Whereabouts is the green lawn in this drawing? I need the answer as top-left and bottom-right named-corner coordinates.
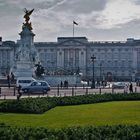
top-left (0, 101), bottom-right (140, 128)
top-left (0, 100), bottom-right (4, 104)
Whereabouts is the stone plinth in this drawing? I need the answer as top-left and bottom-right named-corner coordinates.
top-left (13, 22), bottom-right (39, 78)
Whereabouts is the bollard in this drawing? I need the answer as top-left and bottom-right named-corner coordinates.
top-left (75, 84), bottom-right (77, 89)
top-left (83, 84), bottom-right (85, 89)
top-left (17, 95), bottom-right (19, 101)
top-left (57, 84), bottom-right (60, 96)
top-left (112, 87), bottom-right (114, 94)
top-left (4, 95), bottom-right (6, 100)
top-left (99, 88), bottom-right (101, 94)
top-left (13, 87), bottom-right (16, 96)
top-left (86, 87), bottom-right (88, 95)
top-left (0, 87), bottom-right (1, 97)
top-left (135, 87), bottom-right (137, 93)
top-left (72, 87), bottom-right (74, 96)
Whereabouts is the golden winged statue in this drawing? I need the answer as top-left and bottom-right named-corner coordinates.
top-left (23, 8), bottom-right (34, 30)
top-left (24, 8), bottom-right (34, 23)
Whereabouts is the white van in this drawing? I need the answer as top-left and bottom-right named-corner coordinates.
top-left (16, 77), bottom-right (36, 88)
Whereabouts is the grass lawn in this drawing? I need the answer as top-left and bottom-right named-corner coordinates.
top-left (0, 101), bottom-right (140, 128)
top-left (0, 100), bottom-right (4, 104)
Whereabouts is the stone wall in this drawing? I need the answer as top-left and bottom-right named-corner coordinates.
top-left (44, 75), bottom-right (81, 86)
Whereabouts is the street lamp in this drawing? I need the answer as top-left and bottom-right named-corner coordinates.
top-left (100, 63), bottom-right (102, 83)
top-left (91, 54), bottom-right (96, 88)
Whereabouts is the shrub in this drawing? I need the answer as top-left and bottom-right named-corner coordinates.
top-left (0, 93), bottom-right (140, 114)
top-left (0, 123), bottom-right (140, 140)
top-left (0, 97), bottom-right (59, 114)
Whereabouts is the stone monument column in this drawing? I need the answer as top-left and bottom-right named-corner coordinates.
top-left (13, 9), bottom-right (39, 77)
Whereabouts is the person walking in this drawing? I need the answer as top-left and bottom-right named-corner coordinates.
top-left (11, 72), bottom-right (15, 83)
top-left (7, 74), bottom-right (10, 88)
top-left (60, 81), bottom-right (63, 89)
top-left (17, 85), bottom-right (22, 100)
top-left (129, 83), bottom-right (133, 93)
top-left (124, 84), bottom-right (128, 93)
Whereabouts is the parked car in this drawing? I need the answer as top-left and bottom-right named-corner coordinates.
top-left (16, 77), bottom-right (36, 88)
top-left (81, 80), bottom-right (88, 85)
top-left (21, 81), bottom-right (50, 93)
top-left (112, 82), bottom-right (126, 89)
top-left (105, 83), bottom-right (112, 88)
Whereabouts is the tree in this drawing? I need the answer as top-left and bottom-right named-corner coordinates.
top-left (35, 63), bottom-right (45, 77)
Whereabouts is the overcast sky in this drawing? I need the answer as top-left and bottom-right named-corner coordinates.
top-left (1, 0), bottom-right (140, 42)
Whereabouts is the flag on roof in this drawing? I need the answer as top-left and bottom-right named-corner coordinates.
top-left (73, 21), bottom-right (78, 25)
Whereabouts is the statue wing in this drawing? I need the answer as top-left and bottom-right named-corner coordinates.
top-left (24, 8), bottom-right (27, 13)
top-left (28, 9), bottom-right (34, 16)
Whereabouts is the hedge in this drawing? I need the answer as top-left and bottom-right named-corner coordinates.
top-left (0, 93), bottom-right (140, 114)
top-left (0, 123), bottom-right (140, 140)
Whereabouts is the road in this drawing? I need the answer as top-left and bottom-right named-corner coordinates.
top-left (0, 84), bottom-right (140, 100)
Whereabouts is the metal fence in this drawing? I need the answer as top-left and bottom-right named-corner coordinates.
top-left (0, 85), bottom-right (139, 100)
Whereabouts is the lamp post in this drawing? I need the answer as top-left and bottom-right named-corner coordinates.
top-left (100, 63), bottom-right (102, 83)
top-left (91, 54), bottom-right (96, 89)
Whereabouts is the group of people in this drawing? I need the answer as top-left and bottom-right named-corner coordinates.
top-left (6, 72), bottom-right (22, 100)
top-left (124, 83), bottom-right (133, 93)
top-left (60, 80), bottom-right (69, 89)
top-left (7, 72), bottom-right (15, 88)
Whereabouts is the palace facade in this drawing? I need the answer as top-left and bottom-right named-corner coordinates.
top-left (0, 36), bottom-right (140, 81)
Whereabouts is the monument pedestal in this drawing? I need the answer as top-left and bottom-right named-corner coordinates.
top-left (14, 61), bottom-right (34, 77)
top-left (12, 9), bottom-right (39, 78)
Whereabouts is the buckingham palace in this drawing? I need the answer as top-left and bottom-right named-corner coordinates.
top-left (0, 36), bottom-right (140, 82)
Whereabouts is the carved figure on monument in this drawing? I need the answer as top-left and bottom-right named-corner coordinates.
top-left (15, 45), bottom-right (30, 61)
top-left (21, 49), bottom-right (30, 61)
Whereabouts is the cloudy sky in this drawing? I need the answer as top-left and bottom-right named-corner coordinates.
top-left (1, 0), bottom-right (140, 42)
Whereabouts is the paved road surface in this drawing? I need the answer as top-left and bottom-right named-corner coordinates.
top-left (0, 84), bottom-right (139, 100)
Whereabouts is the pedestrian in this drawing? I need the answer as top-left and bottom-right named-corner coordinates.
top-left (129, 83), bottom-right (133, 93)
top-left (87, 80), bottom-right (89, 86)
top-left (66, 80), bottom-right (68, 89)
top-left (0, 87), bottom-right (1, 97)
top-left (11, 72), bottom-right (15, 83)
top-left (7, 74), bottom-right (10, 88)
top-left (124, 84), bottom-right (128, 93)
top-left (64, 80), bottom-right (67, 88)
top-left (17, 85), bottom-right (22, 100)
top-left (60, 81), bottom-right (63, 89)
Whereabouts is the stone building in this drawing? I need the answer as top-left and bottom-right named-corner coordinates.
top-left (0, 36), bottom-right (140, 81)
top-left (0, 37), bottom-right (16, 75)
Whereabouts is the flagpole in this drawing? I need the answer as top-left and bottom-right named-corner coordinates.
top-left (73, 21), bottom-right (78, 37)
top-left (73, 21), bottom-right (74, 37)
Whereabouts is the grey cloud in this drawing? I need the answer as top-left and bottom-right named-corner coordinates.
top-left (54, 0), bottom-right (107, 14)
top-left (133, 0), bottom-right (140, 5)
top-left (116, 18), bottom-right (140, 29)
top-left (1, 0), bottom-right (67, 11)
top-left (1, 0), bottom-right (140, 42)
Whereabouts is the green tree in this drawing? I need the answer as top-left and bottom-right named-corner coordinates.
top-left (35, 63), bottom-right (45, 77)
